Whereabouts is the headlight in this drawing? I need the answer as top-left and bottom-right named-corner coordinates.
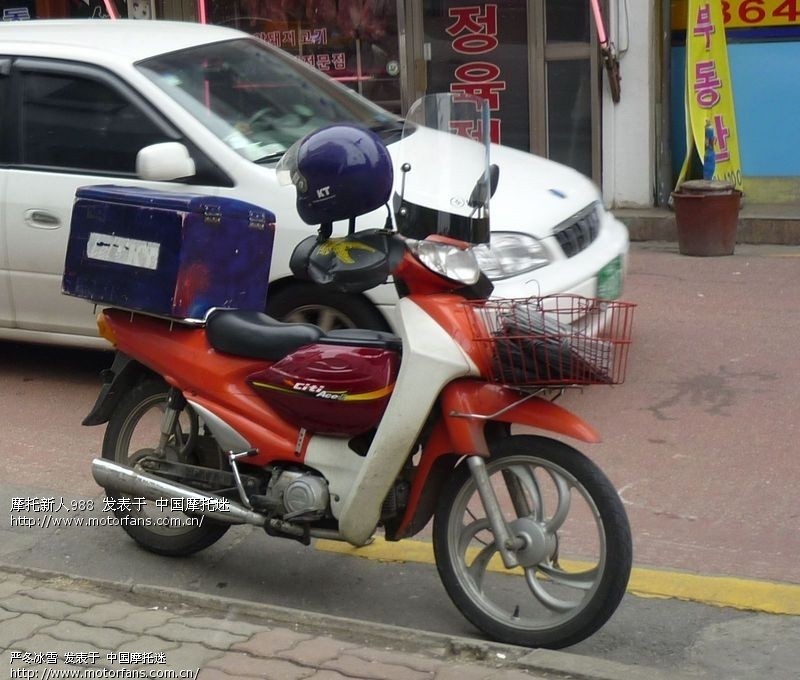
top-left (472, 232), bottom-right (551, 280)
top-left (410, 240), bottom-right (481, 285)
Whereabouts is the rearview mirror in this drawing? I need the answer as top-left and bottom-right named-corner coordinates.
top-left (136, 142), bottom-right (196, 181)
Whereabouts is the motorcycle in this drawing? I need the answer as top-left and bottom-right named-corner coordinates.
top-left (83, 94), bottom-right (633, 649)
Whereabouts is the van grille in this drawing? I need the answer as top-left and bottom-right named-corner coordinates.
top-left (554, 204), bottom-right (600, 258)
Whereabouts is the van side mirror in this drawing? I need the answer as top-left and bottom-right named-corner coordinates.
top-left (136, 142), bottom-right (196, 181)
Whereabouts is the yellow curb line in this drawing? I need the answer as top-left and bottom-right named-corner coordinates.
top-left (315, 537), bottom-right (800, 616)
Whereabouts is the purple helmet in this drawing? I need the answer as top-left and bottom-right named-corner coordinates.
top-left (277, 124), bottom-right (393, 226)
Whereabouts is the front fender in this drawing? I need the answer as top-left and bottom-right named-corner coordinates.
top-left (441, 379), bottom-right (601, 454)
top-left (391, 379), bottom-right (599, 540)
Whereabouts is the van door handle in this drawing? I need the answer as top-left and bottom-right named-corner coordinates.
top-left (25, 209), bottom-right (61, 229)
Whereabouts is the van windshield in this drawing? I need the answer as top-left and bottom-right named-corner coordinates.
top-left (137, 38), bottom-right (403, 163)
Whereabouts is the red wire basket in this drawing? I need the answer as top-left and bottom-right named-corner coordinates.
top-left (467, 295), bottom-right (635, 387)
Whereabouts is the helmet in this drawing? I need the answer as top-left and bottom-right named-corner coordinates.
top-left (277, 124), bottom-right (393, 226)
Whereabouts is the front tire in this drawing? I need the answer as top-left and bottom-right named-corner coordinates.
top-left (101, 379), bottom-right (230, 557)
top-left (433, 435), bottom-right (632, 649)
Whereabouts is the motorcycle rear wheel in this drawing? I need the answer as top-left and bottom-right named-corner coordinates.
top-left (101, 379), bottom-right (230, 557)
top-left (432, 435), bottom-right (631, 649)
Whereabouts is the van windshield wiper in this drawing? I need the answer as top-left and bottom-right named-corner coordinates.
top-left (254, 118), bottom-right (406, 164)
top-left (254, 151), bottom-right (288, 164)
top-left (368, 118), bottom-right (407, 142)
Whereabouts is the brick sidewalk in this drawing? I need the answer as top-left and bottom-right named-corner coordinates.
top-left (0, 566), bottom-right (686, 680)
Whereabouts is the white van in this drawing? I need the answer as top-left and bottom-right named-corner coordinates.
top-left (0, 20), bottom-right (628, 348)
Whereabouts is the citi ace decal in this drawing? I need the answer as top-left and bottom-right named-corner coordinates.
top-left (292, 382), bottom-right (346, 400)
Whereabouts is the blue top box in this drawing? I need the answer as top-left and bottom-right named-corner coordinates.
top-left (63, 186), bottom-right (275, 320)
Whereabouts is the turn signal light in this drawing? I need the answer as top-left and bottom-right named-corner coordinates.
top-left (96, 312), bottom-right (117, 346)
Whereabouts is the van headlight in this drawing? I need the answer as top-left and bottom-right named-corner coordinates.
top-left (472, 232), bottom-right (551, 280)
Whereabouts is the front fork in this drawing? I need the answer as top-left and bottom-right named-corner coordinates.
top-left (466, 456), bottom-right (524, 569)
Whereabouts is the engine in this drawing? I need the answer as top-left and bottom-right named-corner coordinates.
top-left (262, 468), bottom-right (330, 521)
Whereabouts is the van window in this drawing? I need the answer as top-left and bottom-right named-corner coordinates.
top-left (20, 71), bottom-right (170, 173)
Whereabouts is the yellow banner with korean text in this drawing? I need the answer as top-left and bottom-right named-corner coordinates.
top-left (679, 0), bottom-right (744, 190)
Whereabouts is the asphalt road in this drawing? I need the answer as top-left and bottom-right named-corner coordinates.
top-left (1, 242), bottom-right (799, 678)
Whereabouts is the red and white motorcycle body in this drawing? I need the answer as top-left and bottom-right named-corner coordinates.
top-left (82, 95), bottom-right (633, 650)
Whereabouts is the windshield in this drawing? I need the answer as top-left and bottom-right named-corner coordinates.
top-left (137, 38), bottom-right (402, 163)
top-left (396, 93), bottom-right (491, 244)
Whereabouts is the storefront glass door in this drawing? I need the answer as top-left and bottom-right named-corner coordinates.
top-left (416, 0), bottom-right (601, 182)
top-left (542, 0), bottom-right (598, 179)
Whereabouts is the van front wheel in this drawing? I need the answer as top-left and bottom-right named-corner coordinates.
top-left (266, 283), bottom-right (389, 332)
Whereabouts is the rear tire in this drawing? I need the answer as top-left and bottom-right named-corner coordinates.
top-left (433, 435), bottom-right (631, 648)
top-left (101, 379), bottom-right (230, 557)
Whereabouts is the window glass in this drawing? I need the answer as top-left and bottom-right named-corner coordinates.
top-left (546, 59), bottom-right (592, 178)
top-left (20, 71), bottom-right (170, 173)
top-left (1, 0), bottom-right (35, 20)
top-left (545, 0), bottom-right (590, 43)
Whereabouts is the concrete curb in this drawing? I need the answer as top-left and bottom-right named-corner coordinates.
top-left (0, 562), bottom-right (692, 680)
top-left (315, 536), bottom-right (800, 616)
top-left (615, 207), bottom-right (800, 245)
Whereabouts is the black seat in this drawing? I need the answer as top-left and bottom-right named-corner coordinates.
top-left (206, 310), bottom-right (323, 361)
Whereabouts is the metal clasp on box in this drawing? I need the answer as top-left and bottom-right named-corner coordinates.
top-left (247, 210), bottom-right (267, 230)
top-left (202, 205), bottom-right (222, 225)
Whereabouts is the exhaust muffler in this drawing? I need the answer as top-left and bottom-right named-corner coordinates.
top-left (91, 458), bottom-right (266, 527)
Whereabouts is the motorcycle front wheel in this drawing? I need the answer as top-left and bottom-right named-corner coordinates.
top-left (433, 435), bottom-right (631, 649)
top-left (101, 378), bottom-right (230, 557)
